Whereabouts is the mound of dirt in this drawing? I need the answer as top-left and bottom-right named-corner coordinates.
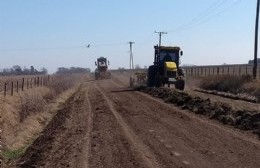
top-left (136, 86), bottom-right (260, 137)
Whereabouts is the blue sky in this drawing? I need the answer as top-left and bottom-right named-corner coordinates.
top-left (0, 0), bottom-right (257, 73)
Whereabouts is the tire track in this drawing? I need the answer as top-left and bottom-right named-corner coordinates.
top-left (97, 79), bottom-right (260, 168)
top-left (94, 84), bottom-right (162, 168)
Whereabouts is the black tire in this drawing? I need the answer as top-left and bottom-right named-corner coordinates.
top-left (147, 65), bottom-right (156, 87)
top-left (155, 72), bottom-right (162, 87)
top-left (175, 79), bottom-right (185, 90)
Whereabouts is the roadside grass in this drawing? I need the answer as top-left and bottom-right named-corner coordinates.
top-left (199, 75), bottom-right (252, 93)
top-left (199, 75), bottom-right (260, 100)
top-left (3, 146), bottom-right (27, 161)
top-left (1, 73), bottom-right (87, 166)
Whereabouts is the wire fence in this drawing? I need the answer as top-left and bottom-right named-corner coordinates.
top-left (183, 64), bottom-right (260, 79)
top-left (0, 75), bottom-right (52, 97)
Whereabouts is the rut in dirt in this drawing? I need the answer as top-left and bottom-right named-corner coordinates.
top-left (14, 78), bottom-right (260, 168)
top-left (17, 84), bottom-right (91, 168)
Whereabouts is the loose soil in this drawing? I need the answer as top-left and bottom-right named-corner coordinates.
top-left (13, 74), bottom-right (260, 168)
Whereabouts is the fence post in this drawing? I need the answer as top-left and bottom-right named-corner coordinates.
top-left (227, 67), bottom-right (230, 74)
top-left (11, 81), bottom-right (13, 96)
top-left (246, 66), bottom-right (248, 75)
top-left (27, 79), bottom-right (29, 89)
top-left (37, 77), bottom-right (39, 86)
top-left (4, 82), bottom-right (6, 97)
top-left (16, 80), bottom-right (19, 93)
top-left (239, 67), bottom-right (241, 76)
top-left (22, 78), bottom-right (24, 91)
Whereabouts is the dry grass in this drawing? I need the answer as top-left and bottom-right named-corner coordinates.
top-left (1, 74), bottom-right (86, 165)
top-left (199, 75), bottom-right (253, 93)
top-left (198, 75), bottom-right (260, 100)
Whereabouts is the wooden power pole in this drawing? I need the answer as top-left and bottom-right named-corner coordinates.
top-left (253, 0), bottom-right (260, 79)
top-left (155, 31), bottom-right (167, 46)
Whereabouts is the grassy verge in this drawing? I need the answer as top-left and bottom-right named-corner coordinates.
top-left (3, 146), bottom-right (27, 161)
top-left (199, 75), bottom-right (260, 99)
top-left (1, 73), bottom-right (87, 167)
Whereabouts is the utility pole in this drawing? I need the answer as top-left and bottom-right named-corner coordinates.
top-left (253, 0), bottom-right (260, 79)
top-left (155, 31), bottom-right (167, 46)
top-left (128, 41), bottom-right (135, 69)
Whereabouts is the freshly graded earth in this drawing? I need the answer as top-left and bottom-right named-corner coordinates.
top-left (15, 74), bottom-right (260, 168)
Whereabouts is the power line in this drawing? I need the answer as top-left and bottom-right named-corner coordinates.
top-left (169, 0), bottom-right (227, 32)
top-left (168, 0), bottom-right (242, 33)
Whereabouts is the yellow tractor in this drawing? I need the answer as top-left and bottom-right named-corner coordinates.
top-left (147, 45), bottom-right (185, 90)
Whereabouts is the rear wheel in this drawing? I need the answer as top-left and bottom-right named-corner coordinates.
top-left (147, 65), bottom-right (156, 87)
top-left (155, 72), bottom-right (162, 87)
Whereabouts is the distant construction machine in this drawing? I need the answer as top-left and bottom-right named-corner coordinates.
top-left (146, 45), bottom-right (185, 90)
top-left (94, 57), bottom-right (111, 80)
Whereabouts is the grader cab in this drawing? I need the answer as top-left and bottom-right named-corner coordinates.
top-left (146, 46), bottom-right (185, 90)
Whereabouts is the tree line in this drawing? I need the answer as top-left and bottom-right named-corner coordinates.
top-left (0, 65), bottom-right (91, 76)
top-left (56, 67), bottom-right (91, 74)
top-left (0, 65), bottom-right (47, 76)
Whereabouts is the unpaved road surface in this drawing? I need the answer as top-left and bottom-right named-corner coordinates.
top-left (16, 76), bottom-right (260, 168)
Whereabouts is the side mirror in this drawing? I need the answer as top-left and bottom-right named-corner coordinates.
top-left (180, 51), bottom-right (183, 56)
top-left (95, 62), bottom-right (97, 66)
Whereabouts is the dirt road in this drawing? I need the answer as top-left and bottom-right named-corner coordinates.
top-left (16, 76), bottom-right (260, 168)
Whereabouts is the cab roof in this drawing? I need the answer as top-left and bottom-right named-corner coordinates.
top-left (154, 46), bottom-right (181, 50)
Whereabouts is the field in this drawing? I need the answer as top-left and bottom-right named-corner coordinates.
top-left (1, 72), bottom-right (259, 168)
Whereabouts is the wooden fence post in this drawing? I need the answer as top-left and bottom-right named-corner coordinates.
top-left (4, 82), bottom-right (7, 97)
top-left (16, 80), bottom-right (19, 93)
top-left (37, 77), bottom-right (39, 86)
top-left (22, 78), bottom-right (24, 91)
top-left (27, 79), bottom-right (29, 89)
top-left (11, 81), bottom-right (13, 96)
